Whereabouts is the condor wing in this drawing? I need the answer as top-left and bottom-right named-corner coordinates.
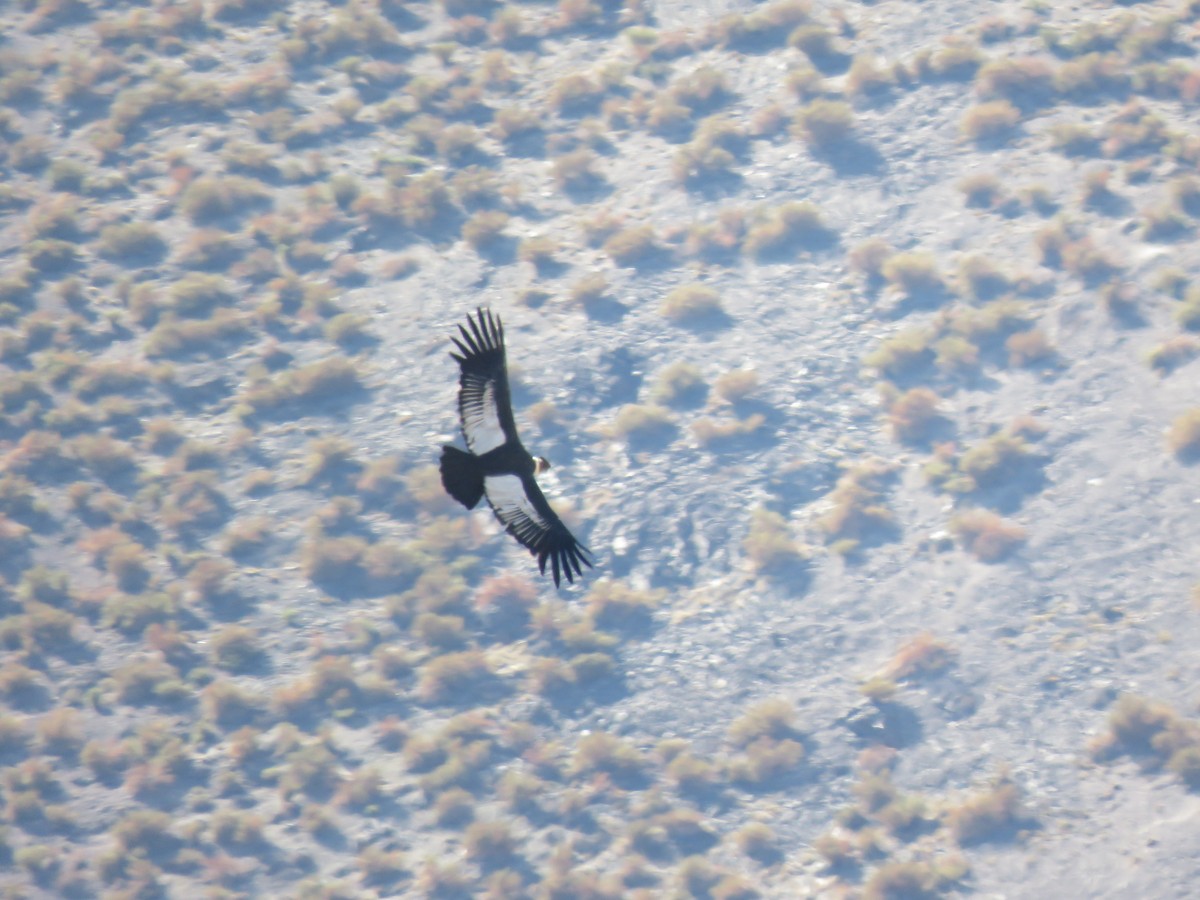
top-left (450, 307), bottom-right (519, 456)
top-left (482, 472), bottom-right (593, 588)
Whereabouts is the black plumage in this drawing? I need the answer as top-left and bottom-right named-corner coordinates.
top-left (439, 308), bottom-right (593, 587)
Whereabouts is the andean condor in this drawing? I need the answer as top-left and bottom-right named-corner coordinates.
top-left (439, 308), bottom-right (593, 587)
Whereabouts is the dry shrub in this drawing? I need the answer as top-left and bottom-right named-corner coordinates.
top-left (882, 632), bottom-right (956, 681)
top-left (661, 283), bottom-right (723, 323)
top-left (1167, 408), bottom-right (1200, 460)
top-left (951, 509), bottom-right (1026, 561)
top-left (743, 506), bottom-right (807, 574)
top-left (961, 99), bottom-right (1020, 142)
top-left (886, 387), bottom-right (943, 443)
top-left (946, 775), bottom-right (1028, 844)
top-left (1005, 329), bottom-right (1056, 367)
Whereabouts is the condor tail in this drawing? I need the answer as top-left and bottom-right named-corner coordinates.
top-left (440, 445), bottom-right (484, 509)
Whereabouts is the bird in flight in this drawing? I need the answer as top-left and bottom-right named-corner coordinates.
top-left (439, 308), bottom-right (593, 587)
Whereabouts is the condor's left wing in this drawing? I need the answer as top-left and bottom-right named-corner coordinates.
top-left (450, 308), bottom-right (519, 456)
top-left (482, 472), bottom-right (593, 588)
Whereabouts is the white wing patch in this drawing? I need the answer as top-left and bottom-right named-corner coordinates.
top-left (461, 375), bottom-right (507, 455)
top-left (484, 474), bottom-right (550, 544)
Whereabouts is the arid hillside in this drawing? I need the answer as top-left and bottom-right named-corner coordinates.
top-left (1, 0), bottom-right (1199, 897)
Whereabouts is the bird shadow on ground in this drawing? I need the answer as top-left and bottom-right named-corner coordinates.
top-left (841, 698), bottom-right (925, 749)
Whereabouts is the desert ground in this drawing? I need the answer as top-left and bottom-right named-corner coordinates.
top-left (1, 0), bottom-right (1199, 897)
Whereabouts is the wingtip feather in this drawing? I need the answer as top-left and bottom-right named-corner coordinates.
top-left (451, 308), bottom-right (506, 363)
top-left (456, 324), bottom-right (479, 356)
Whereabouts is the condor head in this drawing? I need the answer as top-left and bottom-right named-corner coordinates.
top-left (533, 456), bottom-right (552, 475)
